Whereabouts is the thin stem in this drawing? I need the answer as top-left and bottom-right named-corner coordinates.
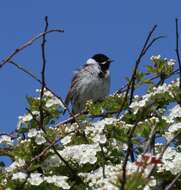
top-left (175, 18), bottom-right (181, 105)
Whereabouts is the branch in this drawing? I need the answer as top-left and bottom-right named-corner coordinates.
top-left (39, 16), bottom-right (48, 129)
top-left (129, 27), bottom-right (164, 105)
top-left (175, 18), bottom-right (181, 105)
top-left (147, 127), bottom-right (181, 178)
top-left (0, 29), bottom-right (64, 69)
top-left (143, 124), bottom-right (157, 154)
top-left (0, 147), bottom-right (13, 157)
top-left (120, 25), bottom-right (163, 190)
top-left (164, 172), bottom-right (181, 190)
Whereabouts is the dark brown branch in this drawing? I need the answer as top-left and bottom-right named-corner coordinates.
top-left (9, 61), bottom-right (42, 83)
top-left (0, 29), bottom-right (64, 69)
top-left (0, 147), bottom-right (13, 157)
top-left (39, 16), bottom-right (49, 129)
top-left (175, 18), bottom-right (181, 105)
top-left (164, 172), bottom-right (181, 190)
top-left (120, 25), bottom-right (162, 190)
top-left (129, 26), bottom-right (163, 105)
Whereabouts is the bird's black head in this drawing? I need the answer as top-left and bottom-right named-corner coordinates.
top-left (92, 53), bottom-right (112, 72)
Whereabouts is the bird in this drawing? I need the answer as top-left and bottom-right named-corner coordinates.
top-left (65, 53), bottom-right (112, 114)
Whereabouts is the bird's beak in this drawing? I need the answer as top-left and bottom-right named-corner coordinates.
top-left (108, 59), bottom-right (114, 63)
top-left (102, 59), bottom-right (114, 65)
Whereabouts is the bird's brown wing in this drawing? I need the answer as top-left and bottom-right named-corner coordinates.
top-left (65, 63), bottom-right (95, 111)
top-left (64, 72), bottom-right (81, 107)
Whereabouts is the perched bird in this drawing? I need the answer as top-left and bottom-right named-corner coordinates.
top-left (65, 53), bottom-right (112, 114)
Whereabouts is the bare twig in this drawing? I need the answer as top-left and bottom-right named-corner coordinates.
top-left (143, 125), bottom-right (157, 154)
top-left (39, 16), bottom-right (49, 129)
top-left (164, 172), bottom-right (181, 190)
top-left (9, 61), bottom-right (42, 83)
top-left (0, 29), bottom-right (64, 69)
top-left (175, 18), bottom-right (181, 105)
top-left (129, 27), bottom-right (164, 105)
top-left (0, 147), bottom-right (13, 157)
top-left (120, 25), bottom-right (163, 190)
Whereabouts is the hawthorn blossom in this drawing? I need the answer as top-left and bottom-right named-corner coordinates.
top-left (44, 175), bottom-right (70, 189)
top-left (35, 133), bottom-right (46, 145)
top-left (27, 129), bottom-right (46, 145)
top-left (28, 173), bottom-right (44, 186)
top-left (45, 96), bottom-right (65, 108)
top-left (79, 164), bottom-right (122, 190)
top-left (12, 172), bottom-right (27, 181)
top-left (18, 111), bottom-right (39, 124)
top-left (0, 135), bottom-right (12, 145)
top-left (168, 122), bottom-right (181, 133)
top-left (161, 147), bottom-right (181, 175)
top-left (43, 144), bottom-right (100, 168)
top-left (27, 128), bottom-right (38, 138)
top-left (6, 158), bottom-right (26, 172)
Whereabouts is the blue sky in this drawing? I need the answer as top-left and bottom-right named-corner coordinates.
top-left (0, 0), bottom-right (181, 133)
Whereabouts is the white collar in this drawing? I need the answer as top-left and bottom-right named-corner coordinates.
top-left (86, 58), bottom-right (97, 65)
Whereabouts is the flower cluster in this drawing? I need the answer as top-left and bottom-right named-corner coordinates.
top-left (1, 55), bottom-right (181, 189)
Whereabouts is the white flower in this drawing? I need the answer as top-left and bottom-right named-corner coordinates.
top-left (168, 122), bottom-right (181, 133)
top-left (167, 59), bottom-right (176, 66)
top-left (27, 129), bottom-right (46, 145)
top-left (61, 135), bottom-right (72, 145)
top-left (143, 185), bottom-right (150, 190)
top-left (79, 164), bottom-right (122, 189)
top-left (35, 133), bottom-right (46, 145)
top-left (170, 105), bottom-right (181, 121)
top-left (84, 118), bottom-right (118, 144)
top-left (18, 114), bottom-right (32, 123)
top-left (28, 173), bottom-right (44, 186)
top-left (150, 55), bottom-right (161, 61)
top-left (44, 175), bottom-right (70, 189)
top-left (161, 147), bottom-right (181, 175)
top-left (12, 172), bottom-right (27, 181)
top-left (44, 144), bottom-right (100, 167)
top-left (164, 132), bottom-right (173, 141)
top-left (44, 90), bottom-right (54, 97)
top-left (92, 134), bottom-right (107, 144)
top-left (6, 159), bottom-right (26, 172)
top-left (46, 97), bottom-right (65, 109)
top-left (27, 128), bottom-right (38, 138)
top-left (0, 135), bottom-right (12, 145)
top-left (18, 111), bottom-right (39, 124)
